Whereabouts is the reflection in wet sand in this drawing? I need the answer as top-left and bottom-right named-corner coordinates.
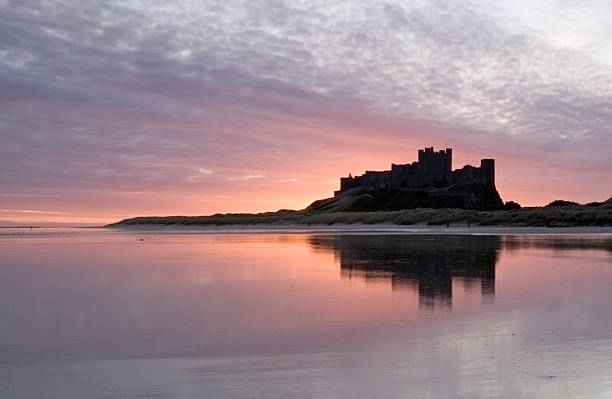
top-left (308, 234), bottom-right (612, 311)
top-left (309, 235), bottom-right (499, 309)
top-left (500, 234), bottom-right (612, 252)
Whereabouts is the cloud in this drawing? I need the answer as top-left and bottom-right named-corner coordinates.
top-left (0, 209), bottom-right (72, 215)
top-left (228, 174), bottom-right (264, 181)
top-left (0, 0), bottom-right (611, 217)
top-left (187, 168), bottom-right (214, 181)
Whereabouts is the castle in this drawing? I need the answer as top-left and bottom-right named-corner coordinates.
top-left (336, 147), bottom-right (495, 196)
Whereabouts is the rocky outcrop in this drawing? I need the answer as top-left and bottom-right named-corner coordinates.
top-left (306, 183), bottom-right (504, 212)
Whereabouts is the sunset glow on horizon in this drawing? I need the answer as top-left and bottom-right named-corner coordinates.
top-left (2, 0), bottom-right (611, 225)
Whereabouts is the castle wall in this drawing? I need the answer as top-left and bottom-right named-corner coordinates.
top-left (452, 159), bottom-right (495, 187)
top-left (391, 163), bottom-right (420, 188)
top-left (361, 170), bottom-right (392, 189)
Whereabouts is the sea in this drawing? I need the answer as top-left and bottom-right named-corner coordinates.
top-left (1, 227), bottom-right (612, 398)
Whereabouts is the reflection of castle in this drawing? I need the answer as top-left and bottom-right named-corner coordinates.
top-left (336, 147), bottom-right (495, 195)
top-left (309, 235), bottom-right (500, 309)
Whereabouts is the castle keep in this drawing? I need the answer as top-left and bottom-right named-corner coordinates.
top-left (336, 147), bottom-right (495, 196)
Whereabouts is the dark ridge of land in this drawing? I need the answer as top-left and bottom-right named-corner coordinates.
top-left (109, 198), bottom-right (612, 227)
top-left (306, 183), bottom-right (503, 212)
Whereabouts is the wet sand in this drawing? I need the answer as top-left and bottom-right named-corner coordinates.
top-left (2, 230), bottom-right (612, 398)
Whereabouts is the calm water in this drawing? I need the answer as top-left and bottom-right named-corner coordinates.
top-left (1, 228), bottom-right (612, 398)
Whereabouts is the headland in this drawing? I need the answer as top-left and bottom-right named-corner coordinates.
top-left (109, 147), bottom-right (611, 229)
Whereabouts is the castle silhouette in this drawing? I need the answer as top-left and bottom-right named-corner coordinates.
top-left (336, 147), bottom-right (495, 196)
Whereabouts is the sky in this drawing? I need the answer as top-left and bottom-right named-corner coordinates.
top-left (1, 0), bottom-right (611, 225)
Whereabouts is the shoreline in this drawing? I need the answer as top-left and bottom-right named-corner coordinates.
top-left (106, 222), bottom-right (612, 235)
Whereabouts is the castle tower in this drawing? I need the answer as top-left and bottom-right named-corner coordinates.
top-left (480, 159), bottom-right (495, 187)
top-left (417, 147), bottom-right (452, 173)
top-left (417, 147), bottom-right (452, 186)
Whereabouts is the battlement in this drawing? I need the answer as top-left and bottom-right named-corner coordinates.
top-left (336, 147), bottom-right (495, 195)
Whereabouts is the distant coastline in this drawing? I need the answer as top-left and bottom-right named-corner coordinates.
top-left (109, 199), bottom-right (612, 228)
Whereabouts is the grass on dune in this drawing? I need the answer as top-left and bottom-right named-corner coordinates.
top-left (109, 204), bottom-right (612, 227)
